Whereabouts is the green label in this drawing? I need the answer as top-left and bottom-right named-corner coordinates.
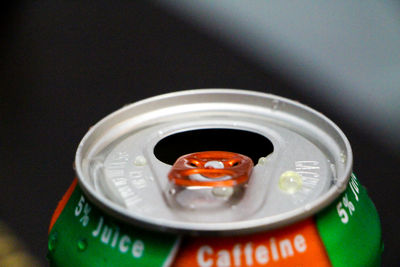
top-left (47, 185), bottom-right (180, 267)
top-left (316, 174), bottom-right (382, 267)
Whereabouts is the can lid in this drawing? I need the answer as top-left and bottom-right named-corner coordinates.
top-left (75, 89), bottom-right (352, 235)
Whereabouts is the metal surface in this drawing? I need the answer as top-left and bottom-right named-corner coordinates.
top-left (75, 89), bottom-right (352, 234)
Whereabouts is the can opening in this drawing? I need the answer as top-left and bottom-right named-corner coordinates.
top-left (154, 129), bottom-right (273, 165)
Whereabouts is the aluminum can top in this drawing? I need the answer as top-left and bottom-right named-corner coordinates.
top-left (75, 89), bottom-right (352, 235)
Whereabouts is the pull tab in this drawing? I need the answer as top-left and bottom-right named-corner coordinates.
top-left (168, 151), bottom-right (253, 187)
top-left (167, 151), bottom-right (253, 210)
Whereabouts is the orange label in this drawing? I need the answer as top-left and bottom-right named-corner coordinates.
top-left (172, 218), bottom-right (331, 267)
top-left (48, 179), bottom-right (78, 233)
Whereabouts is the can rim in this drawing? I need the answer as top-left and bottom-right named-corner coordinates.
top-left (75, 88), bottom-right (353, 235)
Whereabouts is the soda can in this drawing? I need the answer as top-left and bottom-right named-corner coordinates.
top-left (47, 89), bottom-right (382, 266)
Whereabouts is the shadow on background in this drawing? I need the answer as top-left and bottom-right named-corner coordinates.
top-left (0, 1), bottom-right (398, 266)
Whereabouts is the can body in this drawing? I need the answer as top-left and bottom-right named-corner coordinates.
top-left (48, 90), bottom-right (382, 266)
top-left (47, 174), bottom-right (381, 266)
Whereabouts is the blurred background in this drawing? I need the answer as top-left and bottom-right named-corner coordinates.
top-left (1, 1), bottom-right (399, 266)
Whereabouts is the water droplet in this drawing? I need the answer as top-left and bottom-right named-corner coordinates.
top-left (169, 188), bottom-right (176, 195)
top-left (340, 151), bottom-right (346, 163)
top-left (212, 187), bottom-right (234, 197)
top-left (258, 157), bottom-right (267, 165)
top-left (158, 130), bottom-right (164, 136)
top-left (48, 232), bottom-right (58, 252)
top-left (272, 99), bottom-right (280, 110)
top-left (134, 155), bottom-right (147, 166)
top-left (77, 238), bottom-right (88, 252)
top-left (278, 171), bottom-right (303, 194)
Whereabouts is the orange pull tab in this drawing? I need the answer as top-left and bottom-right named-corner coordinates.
top-left (168, 151), bottom-right (253, 187)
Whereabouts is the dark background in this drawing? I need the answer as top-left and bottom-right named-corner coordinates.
top-left (1, 1), bottom-right (398, 266)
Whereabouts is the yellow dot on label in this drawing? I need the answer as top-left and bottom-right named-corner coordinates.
top-left (278, 171), bottom-right (303, 194)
